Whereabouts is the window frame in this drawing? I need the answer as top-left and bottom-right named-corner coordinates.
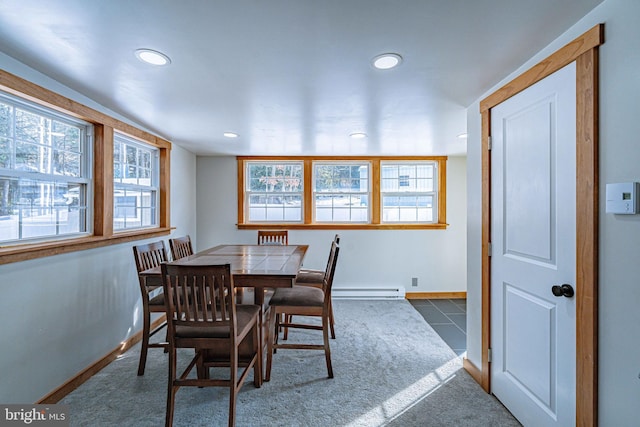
top-left (0, 91), bottom-right (94, 243)
top-left (113, 132), bottom-right (160, 231)
top-left (0, 68), bottom-right (172, 265)
top-left (379, 160), bottom-right (439, 224)
top-left (312, 160), bottom-right (372, 224)
top-left (243, 160), bottom-right (304, 223)
top-left (237, 156), bottom-right (447, 230)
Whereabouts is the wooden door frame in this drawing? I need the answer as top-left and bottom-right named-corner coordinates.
top-left (473, 24), bottom-right (603, 426)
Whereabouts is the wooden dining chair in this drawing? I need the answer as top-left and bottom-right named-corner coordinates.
top-left (161, 263), bottom-right (261, 427)
top-left (265, 240), bottom-right (340, 381)
top-left (257, 230), bottom-right (288, 245)
top-left (296, 234), bottom-right (340, 283)
top-left (287, 234), bottom-right (340, 340)
top-left (168, 235), bottom-right (193, 260)
top-left (132, 241), bottom-right (170, 376)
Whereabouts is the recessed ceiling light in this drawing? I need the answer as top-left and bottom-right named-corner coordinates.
top-left (350, 132), bottom-right (367, 139)
top-left (372, 53), bottom-right (402, 70)
top-left (223, 132), bottom-right (239, 138)
top-left (135, 48), bottom-right (171, 66)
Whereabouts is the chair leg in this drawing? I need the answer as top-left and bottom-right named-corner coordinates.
top-left (323, 313), bottom-right (334, 379)
top-left (253, 320), bottom-right (262, 388)
top-left (196, 350), bottom-right (207, 381)
top-left (265, 308), bottom-right (278, 382)
top-left (329, 300), bottom-right (336, 339)
top-left (165, 348), bottom-right (177, 427)
top-left (138, 307), bottom-right (151, 376)
top-left (283, 314), bottom-right (290, 340)
top-left (229, 349), bottom-right (238, 427)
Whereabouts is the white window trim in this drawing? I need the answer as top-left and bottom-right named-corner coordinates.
top-left (244, 160), bottom-right (304, 224)
top-left (380, 160), bottom-right (438, 224)
top-left (312, 160), bottom-right (371, 224)
top-left (113, 133), bottom-right (160, 232)
top-left (0, 90), bottom-right (94, 244)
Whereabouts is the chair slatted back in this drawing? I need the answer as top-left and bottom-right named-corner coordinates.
top-left (133, 240), bottom-right (169, 276)
top-left (322, 241), bottom-right (340, 299)
top-left (169, 235), bottom-right (194, 260)
top-left (257, 230), bottom-right (288, 245)
top-left (161, 263), bottom-right (236, 336)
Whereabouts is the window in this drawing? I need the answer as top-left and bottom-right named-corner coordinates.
top-left (237, 156), bottom-right (447, 230)
top-left (0, 91), bottom-right (92, 244)
top-left (113, 133), bottom-right (159, 230)
top-left (313, 162), bottom-right (369, 222)
top-left (245, 161), bottom-right (303, 222)
top-left (0, 67), bottom-right (172, 265)
top-left (380, 162), bottom-right (437, 223)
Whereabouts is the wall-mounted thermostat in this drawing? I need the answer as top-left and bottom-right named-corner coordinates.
top-left (606, 182), bottom-right (639, 214)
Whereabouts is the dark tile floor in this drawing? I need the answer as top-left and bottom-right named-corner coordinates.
top-left (409, 298), bottom-right (467, 355)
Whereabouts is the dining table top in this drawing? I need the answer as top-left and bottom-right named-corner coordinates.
top-left (139, 244), bottom-right (309, 279)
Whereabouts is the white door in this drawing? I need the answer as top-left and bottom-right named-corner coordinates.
top-left (490, 62), bottom-right (576, 427)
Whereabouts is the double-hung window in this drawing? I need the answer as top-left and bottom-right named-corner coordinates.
top-left (245, 161), bottom-right (303, 222)
top-left (113, 133), bottom-right (159, 230)
top-left (380, 161), bottom-right (437, 223)
top-left (313, 162), bottom-right (369, 222)
top-left (0, 91), bottom-right (92, 244)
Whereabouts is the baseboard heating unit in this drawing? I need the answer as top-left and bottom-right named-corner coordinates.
top-left (332, 286), bottom-right (406, 300)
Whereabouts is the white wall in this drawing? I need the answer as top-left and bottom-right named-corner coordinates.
top-left (196, 155), bottom-right (467, 294)
top-left (0, 53), bottom-right (197, 403)
top-left (466, 0), bottom-right (640, 423)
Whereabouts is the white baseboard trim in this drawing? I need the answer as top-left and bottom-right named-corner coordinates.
top-left (333, 286), bottom-right (406, 300)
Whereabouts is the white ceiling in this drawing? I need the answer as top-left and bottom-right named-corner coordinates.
top-left (0, 0), bottom-right (602, 156)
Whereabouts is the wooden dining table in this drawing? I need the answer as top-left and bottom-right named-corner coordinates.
top-left (141, 243), bottom-right (307, 298)
top-left (139, 243), bottom-right (308, 383)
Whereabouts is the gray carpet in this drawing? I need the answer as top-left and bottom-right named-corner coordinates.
top-left (61, 300), bottom-right (520, 426)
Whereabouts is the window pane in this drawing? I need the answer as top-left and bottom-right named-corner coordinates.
top-left (246, 162), bottom-right (303, 223)
top-left (248, 193), bottom-right (302, 222)
top-left (126, 145), bottom-right (137, 165)
top-left (15, 140), bottom-right (45, 173)
top-left (0, 137), bottom-right (11, 168)
top-left (381, 162), bottom-right (436, 223)
top-left (15, 109), bottom-right (42, 144)
top-left (139, 150), bottom-right (151, 169)
top-left (313, 163), bottom-right (369, 222)
top-left (114, 186), bottom-right (157, 230)
top-left (314, 164), bottom-right (367, 192)
top-left (52, 121), bottom-right (81, 152)
top-left (126, 164), bottom-right (136, 180)
top-left (53, 151), bottom-right (81, 177)
top-left (0, 177), bottom-right (86, 243)
top-left (113, 133), bottom-right (159, 231)
top-left (50, 120), bottom-right (82, 177)
top-left (0, 92), bottom-right (91, 244)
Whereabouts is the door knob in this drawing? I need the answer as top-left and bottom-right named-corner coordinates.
top-left (551, 284), bottom-right (574, 298)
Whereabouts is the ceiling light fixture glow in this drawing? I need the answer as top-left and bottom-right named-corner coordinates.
top-left (223, 132), bottom-right (239, 138)
top-left (372, 53), bottom-right (402, 70)
top-left (350, 132), bottom-right (367, 139)
top-left (135, 48), bottom-right (171, 66)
